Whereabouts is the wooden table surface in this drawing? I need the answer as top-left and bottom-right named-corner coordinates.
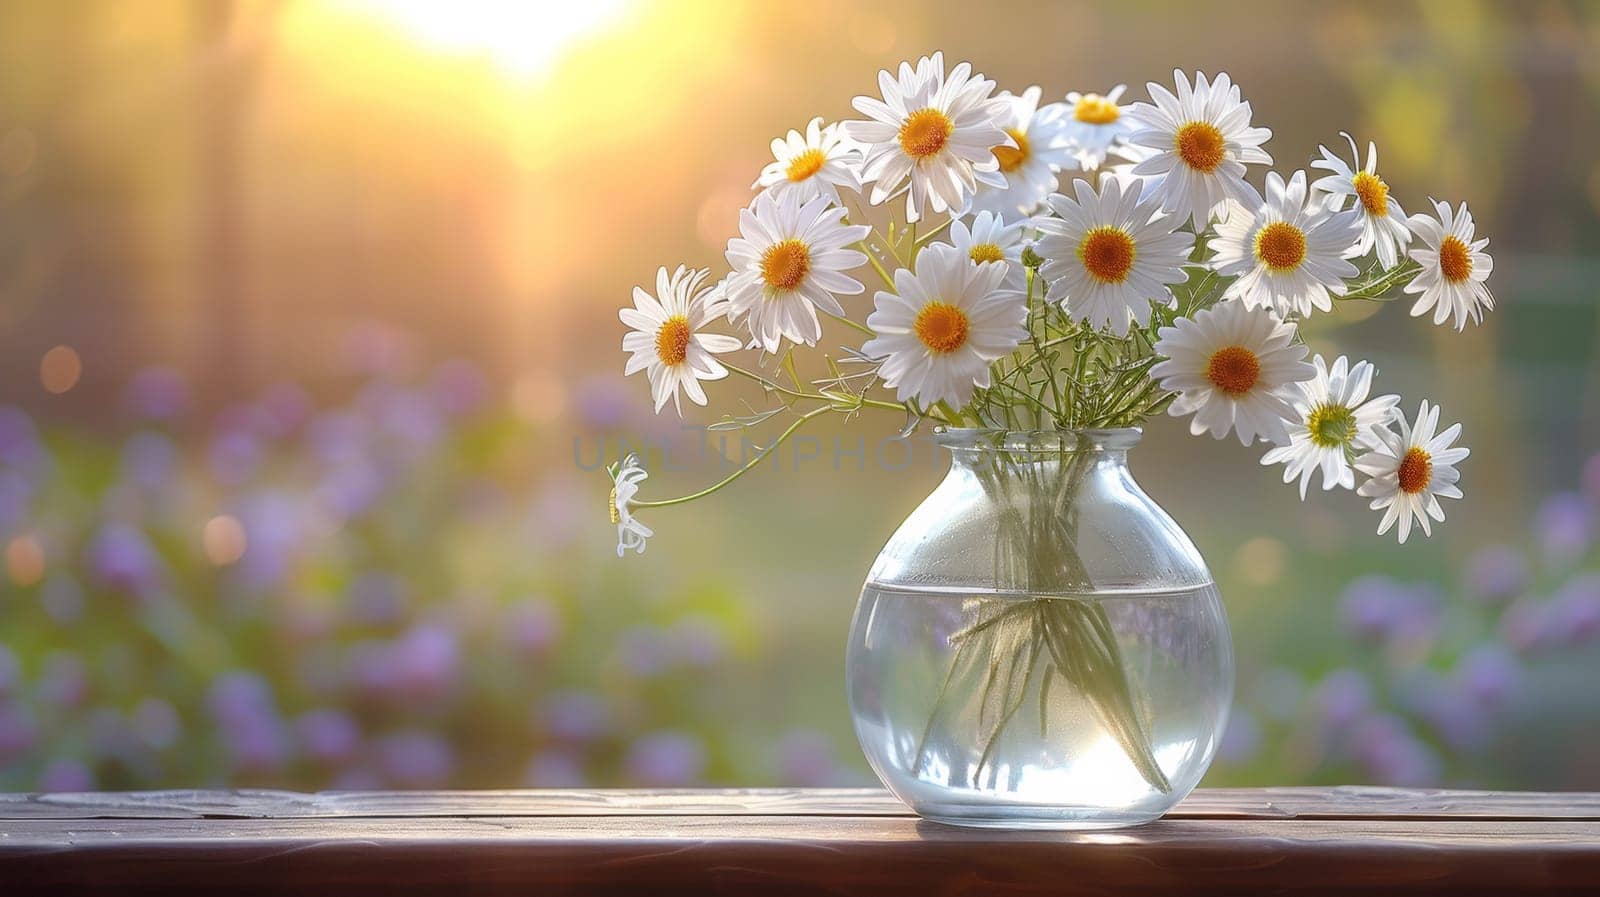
top-left (2, 787), bottom-right (1598, 895)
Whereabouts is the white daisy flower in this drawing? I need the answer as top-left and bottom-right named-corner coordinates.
top-left (621, 266), bottom-right (745, 415)
top-left (1355, 399), bottom-right (1469, 543)
top-left (1125, 70), bottom-right (1273, 230)
top-left (843, 51), bottom-right (1012, 223)
top-left (949, 210), bottom-right (1029, 292)
top-left (1150, 300), bottom-right (1315, 446)
top-left (967, 86), bottom-right (1075, 223)
top-left (1403, 199), bottom-right (1495, 330)
top-left (1261, 355), bottom-right (1402, 498)
top-left (753, 117), bottom-right (864, 206)
top-left (724, 190), bottom-right (871, 353)
top-left (860, 242), bottom-right (1028, 408)
top-left (1211, 170), bottom-right (1363, 319)
top-left (1310, 133), bottom-right (1411, 269)
top-left (608, 453), bottom-right (653, 557)
top-left (1034, 177), bottom-right (1194, 336)
top-left (1061, 85), bottom-right (1135, 170)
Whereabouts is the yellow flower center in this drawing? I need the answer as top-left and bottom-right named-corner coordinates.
top-left (1078, 226), bottom-right (1137, 284)
top-left (1254, 221), bottom-right (1307, 272)
top-left (1074, 93), bottom-right (1120, 125)
top-left (913, 302), bottom-right (970, 354)
top-left (969, 243), bottom-right (1005, 264)
top-left (992, 127), bottom-right (1030, 173)
top-left (1207, 346), bottom-right (1261, 396)
top-left (760, 238), bottom-right (811, 291)
top-left (1306, 403), bottom-right (1357, 449)
top-left (1439, 235), bottom-right (1473, 283)
top-left (1352, 171), bottom-right (1389, 217)
top-left (655, 316), bottom-right (691, 366)
top-left (1398, 446), bottom-right (1433, 494)
top-left (899, 108), bottom-right (953, 160)
top-left (785, 147), bottom-right (827, 182)
top-left (1174, 121), bottom-right (1226, 173)
top-left (608, 486), bottom-right (620, 524)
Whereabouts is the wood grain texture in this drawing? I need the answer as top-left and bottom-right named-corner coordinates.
top-left (1, 788), bottom-right (1598, 896)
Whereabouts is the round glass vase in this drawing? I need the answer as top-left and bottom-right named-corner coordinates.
top-left (847, 428), bottom-right (1233, 829)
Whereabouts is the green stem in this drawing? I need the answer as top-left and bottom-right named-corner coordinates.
top-left (631, 405), bottom-right (830, 509)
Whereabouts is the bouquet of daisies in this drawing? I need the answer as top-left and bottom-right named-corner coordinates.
top-left (609, 53), bottom-right (1489, 791)
top-left (609, 53), bottom-right (1484, 555)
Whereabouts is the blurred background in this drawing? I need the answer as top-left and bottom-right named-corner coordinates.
top-left (1, 0), bottom-right (1599, 792)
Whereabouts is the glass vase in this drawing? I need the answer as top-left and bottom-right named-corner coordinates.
top-left (847, 428), bottom-right (1233, 829)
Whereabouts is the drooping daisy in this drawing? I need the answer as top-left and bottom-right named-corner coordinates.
top-left (608, 454), bottom-right (653, 557)
top-left (1125, 70), bottom-right (1273, 229)
top-left (753, 117), bottom-right (864, 206)
top-left (1403, 199), bottom-right (1495, 330)
top-left (1310, 133), bottom-right (1411, 269)
top-left (1261, 355), bottom-right (1402, 498)
top-left (843, 51), bottom-right (1012, 223)
top-left (860, 242), bottom-right (1028, 408)
top-left (1210, 170), bottom-right (1362, 319)
top-left (1034, 177), bottom-right (1194, 336)
top-left (724, 190), bottom-right (871, 353)
top-left (950, 210), bottom-right (1029, 292)
top-left (621, 266), bottom-right (745, 415)
top-left (1355, 400), bottom-right (1469, 543)
top-left (966, 87), bottom-right (1074, 223)
top-left (1150, 300), bottom-right (1315, 446)
top-left (1061, 85), bottom-right (1135, 170)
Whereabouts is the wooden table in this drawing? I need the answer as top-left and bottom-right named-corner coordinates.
top-left (2, 787), bottom-right (1598, 895)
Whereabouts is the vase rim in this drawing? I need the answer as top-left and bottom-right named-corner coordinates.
top-left (933, 427), bottom-right (1143, 452)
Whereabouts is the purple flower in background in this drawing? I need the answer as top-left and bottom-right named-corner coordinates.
top-left (505, 597), bottom-right (563, 657)
top-left (296, 708), bottom-right (362, 766)
top-left (376, 730), bottom-right (455, 787)
top-left (346, 571), bottom-right (409, 628)
top-left (208, 428), bottom-right (263, 486)
top-left (0, 468), bottom-right (32, 530)
top-left (37, 652), bottom-right (89, 709)
top-left (1350, 714), bottom-right (1442, 786)
top-left (1338, 575), bottom-right (1410, 642)
top-left (258, 383), bottom-right (313, 440)
top-left (616, 625), bottom-right (673, 678)
top-left (1314, 668), bottom-right (1373, 732)
top-left (624, 731), bottom-right (707, 786)
top-left (668, 616), bottom-right (728, 669)
top-left (0, 702), bottom-right (38, 763)
top-left (1217, 710), bottom-right (1263, 765)
top-left (1536, 492), bottom-right (1595, 568)
top-left (776, 729), bottom-right (841, 785)
top-left (391, 623), bottom-right (460, 701)
top-left (86, 523), bottom-right (164, 599)
top-left (1456, 644), bottom-right (1520, 708)
top-left (1465, 545), bottom-right (1528, 607)
top-left (572, 376), bottom-right (631, 430)
top-left (542, 691), bottom-right (612, 742)
top-left (120, 431), bottom-right (179, 493)
top-left (132, 698), bottom-right (182, 751)
top-left (431, 360), bottom-right (489, 418)
top-left (0, 406), bottom-right (44, 470)
top-left (1392, 668), bottom-right (1491, 753)
top-left (232, 491), bottom-right (302, 593)
top-left (1498, 595), bottom-right (1553, 655)
top-left (208, 672), bottom-right (292, 773)
top-left (1548, 574), bottom-right (1600, 646)
top-left (523, 749), bottom-right (587, 787)
top-left (38, 759), bottom-right (95, 792)
top-left (122, 367), bottom-right (189, 422)
top-left (0, 645), bottom-right (18, 700)
top-left (307, 410), bottom-right (366, 468)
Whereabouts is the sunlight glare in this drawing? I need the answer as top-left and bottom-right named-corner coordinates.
top-left (349, 0), bottom-right (627, 77)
